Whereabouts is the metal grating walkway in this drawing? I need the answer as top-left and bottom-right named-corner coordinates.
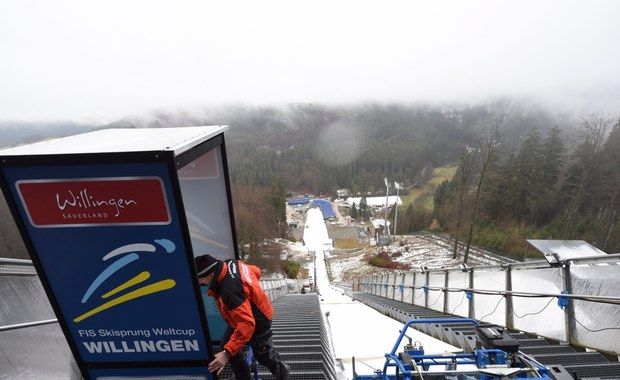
top-left (349, 291), bottom-right (620, 380)
top-left (205, 293), bottom-right (337, 380)
top-left (216, 293), bottom-right (337, 380)
top-left (259, 293), bottom-right (336, 380)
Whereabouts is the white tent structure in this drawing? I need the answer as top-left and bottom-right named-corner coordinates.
top-left (345, 196), bottom-right (402, 208)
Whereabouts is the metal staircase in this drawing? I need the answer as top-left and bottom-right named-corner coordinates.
top-left (267, 293), bottom-right (336, 380)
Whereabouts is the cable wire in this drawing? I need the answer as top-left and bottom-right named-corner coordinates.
top-left (450, 293), bottom-right (466, 314)
top-left (568, 311), bottom-right (620, 333)
top-left (449, 273), bottom-right (470, 314)
top-left (510, 297), bottom-right (554, 319)
top-left (479, 296), bottom-right (505, 321)
top-left (426, 288), bottom-right (444, 308)
top-left (413, 286), bottom-right (424, 300)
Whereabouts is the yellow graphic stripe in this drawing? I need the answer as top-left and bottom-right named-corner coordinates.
top-left (73, 279), bottom-right (176, 323)
top-left (102, 271), bottom-right (151, 299)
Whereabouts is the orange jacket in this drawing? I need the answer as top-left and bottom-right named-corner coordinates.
top-left (207, 259), bottom-right (273, 356)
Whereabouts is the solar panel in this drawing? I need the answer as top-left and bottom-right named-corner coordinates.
top-left (526, 239), bottom-right (607, 264)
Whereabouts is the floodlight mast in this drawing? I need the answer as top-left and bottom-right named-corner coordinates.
top-left (393, 182), bottom-right (402, 240)
top-left (384, 178), bottom-right (390, 238)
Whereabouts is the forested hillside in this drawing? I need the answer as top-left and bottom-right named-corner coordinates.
top-left (0, 121), bottom-right (99, 148)
top-left (2, 101), bottom-right (618, 260)
top-left (105, 102), bottom-right (575, 194)
top-left (104, 102), bottom-right (616, 259)
top-left (433, 113), bottom-right (620, 259)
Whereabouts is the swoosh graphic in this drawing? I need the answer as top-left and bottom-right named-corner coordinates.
top-left (101, 271), bottom-right (150, 299)
top-left (81, 253), bottom-right (139, 303)
top-left (102, 243), bottom-right (156, 261)
top-left (74, 279), bottom-right (176, 323)
top-left (154, 239), bottom-right (175, 253)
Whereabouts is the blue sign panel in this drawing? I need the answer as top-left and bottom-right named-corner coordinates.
top-left (88, 367), bottom-right (214, 379)
top-left (2, 161), bottom-right (211, 376)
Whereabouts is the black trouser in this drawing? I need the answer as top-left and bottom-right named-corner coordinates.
top-left (221, 321), bottom-right (286, 380)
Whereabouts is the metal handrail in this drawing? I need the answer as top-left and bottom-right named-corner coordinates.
top-left (0, 257), bottom-right (37, 275)
top-left (0, 319), bottom-right (58, 332)
top-left (0, 258), bottom-right (32, 264)
top-left (356, 281), bottom-right (620, 305)
top-left (390, 254), bottom-right (620, 275)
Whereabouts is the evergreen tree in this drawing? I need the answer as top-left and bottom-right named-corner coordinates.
top-left (269, 176), bottom-right (287, 238)
top-left (598, 119), bottom-right (620, 251)
top-left (405, 203), bottom-right (415, 233)
top-left (350, 202), bottom-right (358, 220)
top-left (433, 180), bottom-right (451, 211)
top-left (359, 196), bottom-right (368, 218)
top-left (560, 114), bottom-right (614, 238)
top-left (486, 153), bottom-right (517, 223)
top-left (512, 128), bottom-right (543, 222)
top-left (535, 126), bottom-right (566, 225)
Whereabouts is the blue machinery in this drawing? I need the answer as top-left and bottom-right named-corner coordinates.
top-left (353, 319), bottom-right (552, 380)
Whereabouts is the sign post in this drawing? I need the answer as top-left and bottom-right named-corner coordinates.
top-left (0, 126), bottom-right (237, 379)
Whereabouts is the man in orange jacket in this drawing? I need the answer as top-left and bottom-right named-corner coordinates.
top-left (195, 254), bottom-right (289, 380)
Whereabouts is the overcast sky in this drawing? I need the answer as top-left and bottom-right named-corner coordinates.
top-left (1, 0), bottom-right (619, 122)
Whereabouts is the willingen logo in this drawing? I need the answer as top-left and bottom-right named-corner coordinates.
top-left (74, 239), bottom-right (177, 323)
top-left (73, 240), bottom-right (203, 355)
top-left (56, 188), bottom-right (138, 218)
top-left (16, 177), bottom-right (171, 227)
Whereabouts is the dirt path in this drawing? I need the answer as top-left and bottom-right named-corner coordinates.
top-left (330, 201), bottom-right (345, 222)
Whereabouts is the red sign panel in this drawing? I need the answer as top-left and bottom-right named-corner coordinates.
top-left (16, 177), bottom-right (171, 227)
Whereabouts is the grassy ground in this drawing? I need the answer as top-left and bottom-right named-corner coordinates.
top-left (400, 165), bottom-right (457, 211)
top-left (334, 239), bottom-right (361, 249)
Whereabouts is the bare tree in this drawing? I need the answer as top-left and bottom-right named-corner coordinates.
top-left (452, 149), bottom-right (476, 259)
top-left (463, 119), bottom-right (503, 263)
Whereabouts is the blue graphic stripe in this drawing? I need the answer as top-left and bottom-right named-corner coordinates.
top-left (81, 253), bottom-right (140, 303)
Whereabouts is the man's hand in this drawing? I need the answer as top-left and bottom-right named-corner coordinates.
top-left (208, 350), bottom-right (230, 375)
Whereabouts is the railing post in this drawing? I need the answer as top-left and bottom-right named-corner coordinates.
top-left (505, 266), bottom-right (514, 330)
top-left (371, 275), bottom-right (374, 295)
top-left (392, 274), bottom-right (397, 300)
top-left (370, 275), bottom-right (374, 295)
top-left (374, 275), bottom-right (379, 295)
top-left (468, 269), bottom-right (475, 319)
top-left (443, 270), bottom-right (450, 314)
top-left (424, 271), bottom-right (430, 309)
top-left (411, 271), bottom-right (416, 304)
top-left (563, 263), bottom-right (577, 344)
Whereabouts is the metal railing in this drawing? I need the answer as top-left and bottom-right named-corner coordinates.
top-left (259, 278), bottom-right (289, 302)
top-left (0, 261), bottom-right (288, 334)
top-left (351, 254), bottom-right (620, 355)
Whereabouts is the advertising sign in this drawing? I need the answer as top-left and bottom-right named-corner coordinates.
top-left (1, 162), bottom-right (212, 378)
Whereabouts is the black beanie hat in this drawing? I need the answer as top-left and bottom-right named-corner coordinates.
top-left (195, 254), bottom-right (219, 278)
